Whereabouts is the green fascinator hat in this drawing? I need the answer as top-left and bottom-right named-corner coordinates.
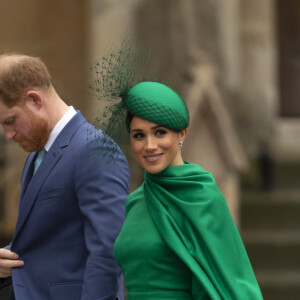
top-left (125, 81), bottom-right (189, 131)
top-left (88, 37), bottom-right (189, 160)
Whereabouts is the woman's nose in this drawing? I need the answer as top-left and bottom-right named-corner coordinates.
top-left (145, 137), bottom-right (157, 151)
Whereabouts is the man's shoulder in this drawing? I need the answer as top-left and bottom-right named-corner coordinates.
top-left (70, 120), bottom-right (103, 145)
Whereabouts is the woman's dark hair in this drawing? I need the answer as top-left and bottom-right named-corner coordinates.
top-left (126, 111), bottom-right (134, 133)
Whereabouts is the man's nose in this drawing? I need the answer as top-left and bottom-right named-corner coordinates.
top-left (3, 127), bottom-right (16, 140)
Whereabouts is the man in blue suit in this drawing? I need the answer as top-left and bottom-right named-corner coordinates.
top-left (0, 54), bottom-right (129, 299)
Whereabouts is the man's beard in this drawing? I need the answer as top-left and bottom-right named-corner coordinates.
top-left (14, 113), bottom-right (50, 152)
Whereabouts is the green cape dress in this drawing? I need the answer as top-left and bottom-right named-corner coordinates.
top-left (114, 162), bottom-right (263, 299)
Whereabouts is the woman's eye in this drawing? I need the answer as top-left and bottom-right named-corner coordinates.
top-left (132, 133), bottom-right (144, 139)
top-left (155, 129), bottom-right (167, 137)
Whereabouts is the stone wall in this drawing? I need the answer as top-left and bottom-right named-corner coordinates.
top-left (0, 0), bottom-right (88, 240)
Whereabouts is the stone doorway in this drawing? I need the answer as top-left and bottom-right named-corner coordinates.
top-left (277, 0), bottom-right (300, 117)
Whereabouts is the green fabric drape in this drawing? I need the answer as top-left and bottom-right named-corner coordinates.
top-left (144, 162), bottom-right (263, 300)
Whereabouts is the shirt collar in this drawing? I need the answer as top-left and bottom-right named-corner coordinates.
top-left (44, 106), bottom-right (77, 151)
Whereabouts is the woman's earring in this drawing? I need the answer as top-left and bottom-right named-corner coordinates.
top-left (179, 140), bottom-right (183, 148)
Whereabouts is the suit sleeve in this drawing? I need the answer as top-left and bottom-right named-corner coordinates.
top-left (0, 244), bottom-right (12, 289)
top-left (74, 136), bottom-right (129, 300)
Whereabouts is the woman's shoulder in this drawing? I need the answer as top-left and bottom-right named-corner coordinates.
top-left (184, 161), bottom-right (213, 175)
top-left (169, 161), bottom-right (216, 185)
top-left (128, 185), bottom-right (144, 199)
top-left (125, 184), bottom-right (144, 210)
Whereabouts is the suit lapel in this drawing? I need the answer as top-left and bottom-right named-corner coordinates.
top-left (20, 152), bottom-right (36, 199)
top-left (12, 112), bottom-right (86, 243)
top-left (12, 146), bottom-right (63, 242)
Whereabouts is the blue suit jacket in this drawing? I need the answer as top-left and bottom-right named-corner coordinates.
top-left (8, 112), bottom-right (129, 300)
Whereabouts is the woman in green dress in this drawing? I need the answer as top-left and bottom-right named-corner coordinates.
top-left (113, 81), bottom-right (263, 300)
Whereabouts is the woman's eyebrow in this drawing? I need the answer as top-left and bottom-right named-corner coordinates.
top-left (151, 125), bottom-right (162, 130)
top-left (130, 128), bottom-right (143, 133)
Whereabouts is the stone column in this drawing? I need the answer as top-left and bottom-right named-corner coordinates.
top-left (238, 0), bottom-right (278, 157)
top-left (218, 0), bottom-right (242, 90)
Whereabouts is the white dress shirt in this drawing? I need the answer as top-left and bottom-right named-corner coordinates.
top-left (44, 106), bottom-right (77, 151)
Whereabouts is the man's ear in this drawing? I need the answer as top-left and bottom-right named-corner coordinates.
top-left (25, 90), bottom-right (43, 110)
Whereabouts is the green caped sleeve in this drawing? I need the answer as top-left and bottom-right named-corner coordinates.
top-left (144, 163), bottom-right (263, 300)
